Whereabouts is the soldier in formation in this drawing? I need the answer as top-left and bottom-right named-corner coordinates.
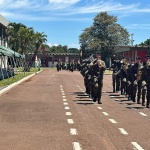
top-left (80, 53), bottom-right (106, 104)
top-left (112, 55), bottom-right (150, 108)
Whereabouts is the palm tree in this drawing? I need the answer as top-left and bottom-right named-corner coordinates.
top-left (33, 32), bottom-right (47, 56)
top-left (6, 22), bottom-right (26, 52)
top-left (18, 27), bottom-right (34, 54)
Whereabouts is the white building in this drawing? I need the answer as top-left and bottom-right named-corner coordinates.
top-left (0, 14), bottom-right (9, 47)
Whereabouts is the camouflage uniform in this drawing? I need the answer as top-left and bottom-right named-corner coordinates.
top-left (91, 58), bottom-right (106, 104)
top-left (131, 57), bottom-right (142, 102)
top-left (110, 60), bottom-right (119, 93)
top-left (126, 59), bottom-right (134, 100)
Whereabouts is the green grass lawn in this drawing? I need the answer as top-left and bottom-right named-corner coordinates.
top-left (0, 67), bottom-right (39, 87)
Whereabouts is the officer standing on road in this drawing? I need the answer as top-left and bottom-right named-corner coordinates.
top-left (126, 58), bottom-right (134, 100)
top-left (131, 56), bottom-right (141, 102)
top-left (92, 53), bottom-right (106, 104)
top-left (120, 58), bottom-right (128, 95)
top-left (140, 55), bottom-right (150, 106)
top-left (56, 62), bottom-right (60, 72)
top-left (110, 55), bottom-right (119, 93)
top-left (145, 56), bottom-right (150, 108)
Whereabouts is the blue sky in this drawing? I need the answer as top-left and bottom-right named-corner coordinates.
top-left (1, 0), bottom-right (150, 49)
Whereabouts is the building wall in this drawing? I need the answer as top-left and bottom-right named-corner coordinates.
top-left (137, 50), bottom-right (147, 62)
top-left (35, 54), bottom-right (80, 67)
top-left (0, 14), bottom-right (9, 47)
top-left (122, 50), bottom-right (147, 62)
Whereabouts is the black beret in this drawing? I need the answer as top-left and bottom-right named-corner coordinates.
top-left (88, 53), bottom-right (92, 57)
top-left (130, 58), bottom-right (134, 61)
top-left (136, 56), bottom-right (141, 60)
top-left (145, 55), bottom-right (150, 58)
top-left (96, 52), bottom-right (101, 56)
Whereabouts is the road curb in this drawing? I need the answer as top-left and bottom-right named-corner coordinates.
top-left (0, 70), bottom-right (42, 96)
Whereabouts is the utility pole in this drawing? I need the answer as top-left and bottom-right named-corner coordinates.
top-left (131, 33), bottom-right (134, 46)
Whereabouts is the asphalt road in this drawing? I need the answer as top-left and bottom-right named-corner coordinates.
top-left (0, 69), bottom-right (150, 150)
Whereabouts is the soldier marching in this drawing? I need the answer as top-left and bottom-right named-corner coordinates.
top-left (110, 54), bottom-right (150, 108)
top-left (80, 53), bottom-right (106, 104)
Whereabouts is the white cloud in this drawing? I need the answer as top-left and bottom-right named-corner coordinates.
top-left (47, 43), bottom-right (79, 49)
top-left (48, 0), bottom-right (80, 4)
top-left (1, 0), bottom-right (150, 21)
top-left (125, 24), bottom-right (150, 29)
top-left (48, 43), bottom-right (59, 47)
top-left (68, 43), bottom-right (80, 49)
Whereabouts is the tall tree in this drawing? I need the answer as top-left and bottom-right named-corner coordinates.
top-left (138, 39), bottom-right (150, 47)
top-left (6, 22), bottom-right (26, 52)
top-left (79, 12), bottom-right (130, 60)
top-left (18, 27), bottom-right (34, 54)
top-left (33, 32), bottom-right (47, 56)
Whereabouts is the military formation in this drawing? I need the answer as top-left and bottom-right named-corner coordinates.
top-left (56, 53), bottom-right (150, 108)
top-left (80, 53), bottom-right (106, 104)
top-left (56, 61), bottom-right (80, 72)
top-left (110, 55), bottom-right (150, 108)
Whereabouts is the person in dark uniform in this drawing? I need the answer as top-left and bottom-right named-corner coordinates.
top-left (120, 58), bottom-right (128, 95)
top-left (131, 56), bottom-right (142, 102)
top-left (140, 55), bottom-right (150, 106)
top-left (56, 62), bottom-right (61, 71)
top-left (92, 53), bottom-right (106, 104)
top-left (145, 56), bottom-right (150, 107)
top-left (126, 58), bottom-right (134, 100)
top-left (110, 57), bottom-right (119, 93)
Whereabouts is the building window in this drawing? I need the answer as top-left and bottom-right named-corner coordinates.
top-left (54, 56), bottom-right (57, 61)
top-left (59, 57), bottom-right (64, 62)
top-left (49, 57), bottom-right (52, 61)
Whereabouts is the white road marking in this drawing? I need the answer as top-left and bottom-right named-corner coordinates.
top-left (67, 119), bottom-right (74, 124)
top-left (110, 96), bottom-right (114, 98)
top-left (118, 128), bottom-right (128, 135)
top-left (82, 95), bottom-right (89, 97)
top-left (76, 85), bottom-right (79, 87)
top-left (116, 99), bottom-right (119, 101)
top-left (98, 107), bottom-right (103, 109)
top-left (62, 96), bottom-right (66, 98)
top-left (66, 112), bottom-right (72, 116)
top-left (65, 107), bottom-right (70, 110)
top-left (131, 142), bottom-right (144, 150)
top-left (60, 85), bottom-right (62, 87)
top-left (102, 112), bottom-right (109, 116)
top-left (63, 102), bottom-right (68, 105)
top-left (70, 128), bottom-right (78, 135)
top-left (109, 119), bottom-right (117, 124)
top-left (62, 93), bottom-right (65, 95)
top-left (61, 90), bottom-right (64, 92)
top-left (63, 99), bottom-right (67, 101)
top-left (139, 112), bottom-right (147, 116)
top-left (73, 142), bottom-right (82, 150)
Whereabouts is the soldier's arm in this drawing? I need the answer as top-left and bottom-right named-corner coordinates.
top-left (101, 61), bottom-right (106, 71)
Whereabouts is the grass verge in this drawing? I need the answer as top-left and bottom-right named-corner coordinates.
top-left (0, 68), bottom-right (39, 87)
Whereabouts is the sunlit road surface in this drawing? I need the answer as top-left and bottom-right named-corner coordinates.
top-left (0, 69), bottom-right (149, 150)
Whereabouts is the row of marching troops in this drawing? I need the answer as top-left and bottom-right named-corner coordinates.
top-left (80, 53), bottom-right (106, 104)
top-left (56, 61), bottom-right (81, 72)
top-left (110, 55), bottom-right (150, 108)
